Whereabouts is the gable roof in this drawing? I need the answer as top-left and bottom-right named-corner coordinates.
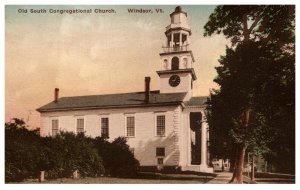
top-left (37, 90), bottom-right (185, 112)
top-left (37, 90), bottom-right (208, 112)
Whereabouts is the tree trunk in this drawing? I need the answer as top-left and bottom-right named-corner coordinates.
top-left (229, 145), bottom-right (237, 172)
top-left (229, 109), bottom-right (250, 183)
top-left (229, 144), bottom-right (246, 183)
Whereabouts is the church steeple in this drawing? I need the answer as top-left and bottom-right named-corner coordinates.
top-left (157, 6), bottom-right (196, 101)
top-left (160, 6), bottom-right (195, 71)
top-left (166, 6), bottom-right (191, 51)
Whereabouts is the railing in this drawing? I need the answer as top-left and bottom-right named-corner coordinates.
top-left (162, 44), bottom-right (190, 53)
top-left (166, 23), bottom-right (190, 31)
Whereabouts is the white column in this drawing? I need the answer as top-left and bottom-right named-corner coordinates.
top-left (179, 32), bottom-right (182, 47)
top-left (166, 37), bottom-right (169, 47)
top-left (200, 110), bottom-right (207, 166)
top-left (199, 110), bottom-right (214, 173)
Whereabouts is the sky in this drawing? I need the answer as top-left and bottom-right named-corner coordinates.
top-left (5, 5), bottom-right (229, 129)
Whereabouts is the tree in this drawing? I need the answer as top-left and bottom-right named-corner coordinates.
top-left (204, 5), bottom-right (295, 183)
top-left (5, 118), bottom-right (43, 182)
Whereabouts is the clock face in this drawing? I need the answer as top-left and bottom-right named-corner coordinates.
top-left (169, 75), bottom-right (180, 87)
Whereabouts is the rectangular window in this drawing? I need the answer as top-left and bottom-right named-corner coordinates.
top-left (126, 116), bottom-right (135, 137)
top-left (52, 119), bottom-right (59, 136)
top-left (77, 118), bottom-right (84, 133)
top-left (156, 147), bottom-right (165, 157)
top-left (101, 117), bottom-right (109, 138)
top-left (157, 158), bottom-right (164, 165)
top-left (156, 115), bottom-right (165, 136)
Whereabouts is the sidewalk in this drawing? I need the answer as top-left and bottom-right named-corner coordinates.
top-left (254, 172), bottom-right (295, 184)
top-left (206, 172), bottom-right (295, 184)
top-left (206, 172), bottom-right (232, 184)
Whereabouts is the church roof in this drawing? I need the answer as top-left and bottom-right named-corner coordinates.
top-left (37, 90), bottom-right (208, 112)
top-left (37, 90), bottom-right (181, 112)
top-left (183, 96), bottom-right (209, 107)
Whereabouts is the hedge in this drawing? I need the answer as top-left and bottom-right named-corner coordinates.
top-left (5, 118), bottom-right (139, 182)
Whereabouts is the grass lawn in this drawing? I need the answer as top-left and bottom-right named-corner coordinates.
top-left (19, 173), bottom-right (214, 184)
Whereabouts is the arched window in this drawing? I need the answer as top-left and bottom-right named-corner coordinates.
top-left (163, 59), bottom-right (168, 70)
top-left (183, 58), bottom-right (188, 68)
top-left (171, 57), bottom-right (179, 70)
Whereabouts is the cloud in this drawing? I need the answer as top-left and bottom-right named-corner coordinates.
top-left (135, 19), bottom-right (154, 30)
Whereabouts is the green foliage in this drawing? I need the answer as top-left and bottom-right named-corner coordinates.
top-left (5, 119), bottom-right (140, 182)
top-left (94, 137), bottom-right (140, 177)
top-left (5, 119), bottom-right (44, 182)
top-left (44, 132), bottom-right (104, 178)
top-left (204, 5), bottom-right (295, 173)
top-left (204, 5), bottom-right (295, 45)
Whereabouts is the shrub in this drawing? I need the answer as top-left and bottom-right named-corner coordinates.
top-left (5, 119), bottom-right (139, 182)
top-left (94, 137), bottom-right (140, 177)
top-left (5, 120), bottom-right (105, 182)
top-left (45, 132), bottom-right (105, 178)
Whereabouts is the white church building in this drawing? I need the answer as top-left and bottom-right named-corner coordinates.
top-left (37, 6), bottom-right (213, 173)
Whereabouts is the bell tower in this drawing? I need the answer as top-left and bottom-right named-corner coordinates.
top-left (157, 6), bottom-right (196, 101)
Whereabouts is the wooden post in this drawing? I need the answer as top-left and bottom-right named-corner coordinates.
top-left (251, 155), bottom-right (255, 181)
top-left (247, 152), bottom-right (250, 178)
top-left (222, 159), bottom-right (224, 172)
top-left (73, 170), bottom-right (79, 179)
top-left (39, 171), bottom-right (45, 182)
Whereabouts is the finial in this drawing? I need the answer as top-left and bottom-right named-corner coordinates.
top-left (175, 6), bottom-right (182, 12)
